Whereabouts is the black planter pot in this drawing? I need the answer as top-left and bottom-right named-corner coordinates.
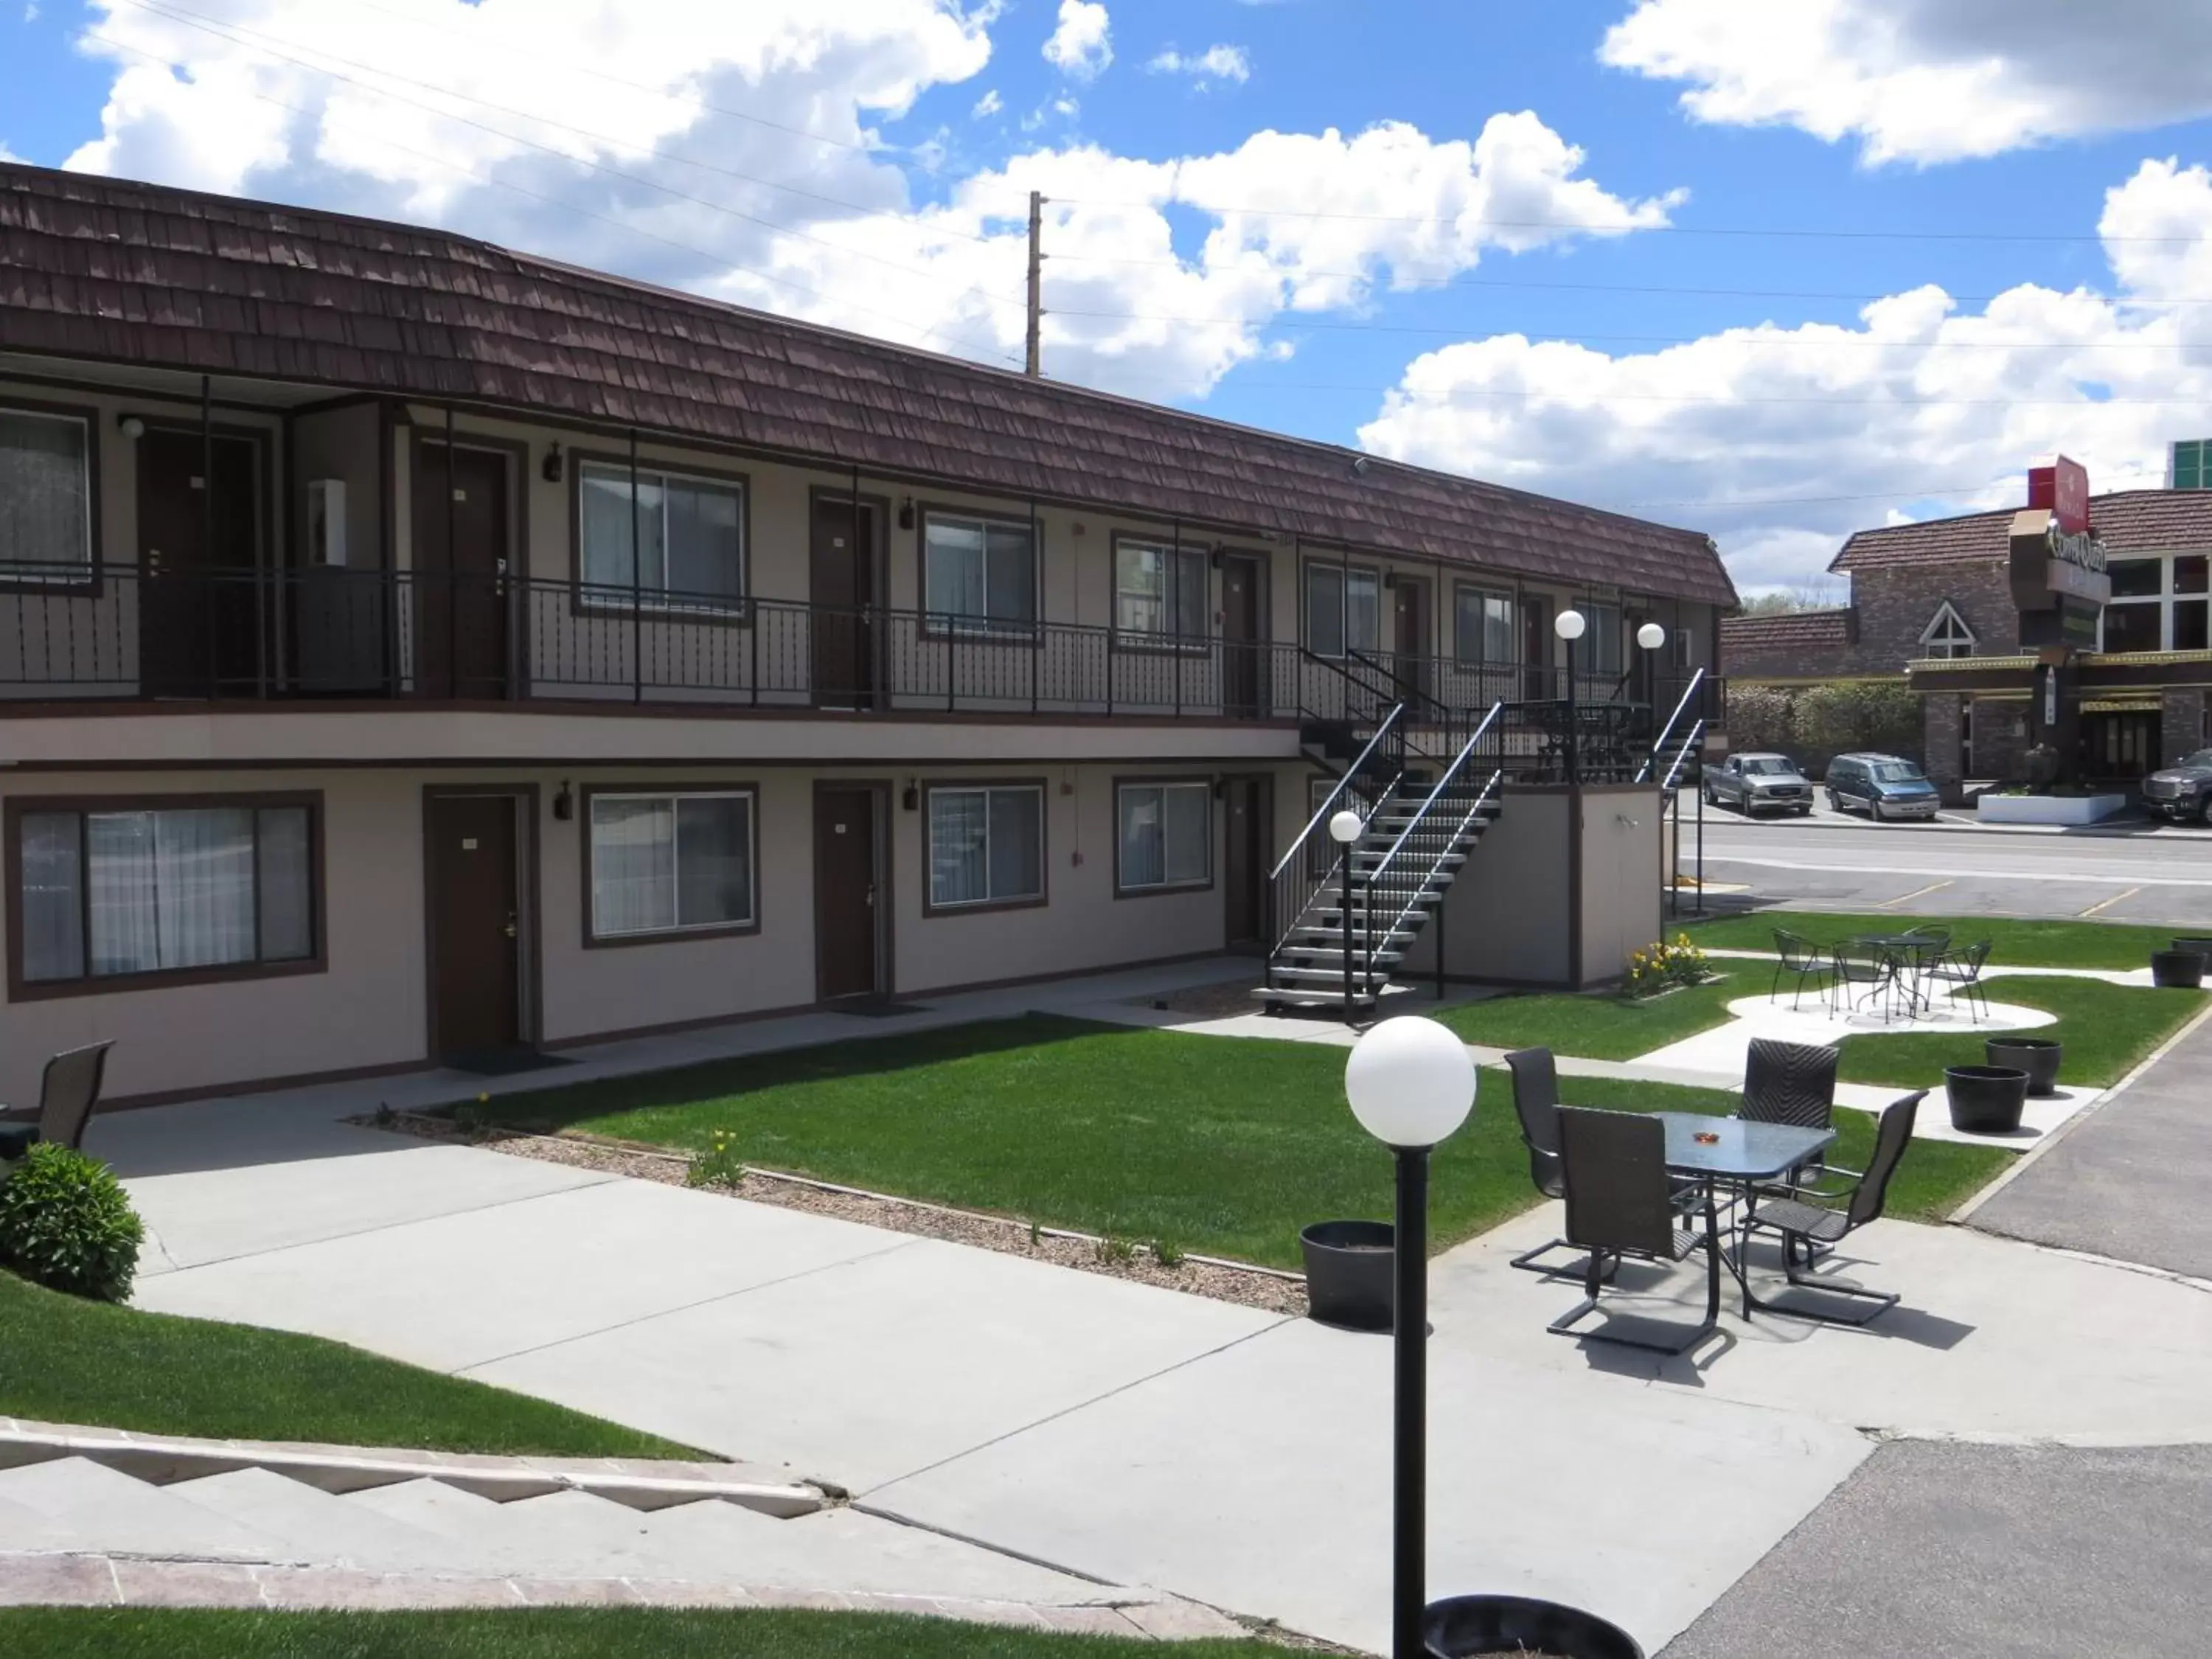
top-left (1298, 1220), bottom-right (1394, 1332)
top-left (2152, 950), bottom-right (2208, 990)
top-left (1425, 1594), bottom-right (1644, 1659)
top-left (1984, 1037), bottom-right (2062, 1098)
top-left (1945, 1065), bottom-right (2029, 1135)
top-left (2171, 936), bottom-right (2212, 960)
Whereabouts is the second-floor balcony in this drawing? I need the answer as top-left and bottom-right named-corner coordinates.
top-left (0, 563), bottom-right (1710, 734)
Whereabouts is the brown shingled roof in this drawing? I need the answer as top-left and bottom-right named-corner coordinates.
top-left (1832, 489), bottom-right (2212, 572)
top-left (1719, 608), bottom-right (1856, 651)
top-left (0, 162), bottom-right (1735, 606)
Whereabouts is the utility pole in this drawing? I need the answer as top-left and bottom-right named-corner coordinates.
top-left (1024, 189), bottom-right (1046, 378)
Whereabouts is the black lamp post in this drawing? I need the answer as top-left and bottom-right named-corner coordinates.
top-left (1555, 608), bottom-right (1586, 785)
top-left (1344, 1017), bottom-right (1478, 1659)
top-left (1330, 807), bottom-right (1366, 1026)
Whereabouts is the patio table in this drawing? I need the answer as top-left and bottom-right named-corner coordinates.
top-left (1846, 932), bottom-right (1941, 1019)
top-left (1653, 1112), bottom-right (1838, 1324)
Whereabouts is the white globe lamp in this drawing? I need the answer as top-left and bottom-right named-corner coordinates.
top-left (1329, 807), bottom-right (1364, 845)
top-left (1637, 621), bottom-right (1667, 652)
top-left (1554, 608), bottom-right (1586, 641)
top-left (1344, 1015), bottom-right (1476, 1149)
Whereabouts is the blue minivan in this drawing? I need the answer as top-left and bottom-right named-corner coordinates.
top-left (1824, 752), bottom-right (1941, 821)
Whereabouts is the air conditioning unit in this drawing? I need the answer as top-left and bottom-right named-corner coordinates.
top-left (306, 479), bottom-right (347, 568)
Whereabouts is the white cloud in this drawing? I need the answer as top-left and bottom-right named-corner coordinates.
top-left (1041, 0), bottom-right (1111, 81)
top-left (1602, 0), bottom-right (2212, 166)
top-left (1358, 157), bottom-right (2212, 594)
top-left (970, 88), bottom-right (1001, 119)
top-left (1148, 45), bottom-right (1250, 86)
top-left (0, 142), bottom-right (19, 162)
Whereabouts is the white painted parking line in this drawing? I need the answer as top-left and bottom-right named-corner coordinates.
top-left (1705, 855), bottom-right (2212, 888)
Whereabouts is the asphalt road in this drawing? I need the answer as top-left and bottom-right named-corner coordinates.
top-left (1660, 1440), bottom-right (2212, 1659)
top-left (1676, 801), bottom-right (2212, 927)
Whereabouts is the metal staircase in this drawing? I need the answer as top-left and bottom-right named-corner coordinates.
top-left (1263, 700), bottom-right (1505, 1013)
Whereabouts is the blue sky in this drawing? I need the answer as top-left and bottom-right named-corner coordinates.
top-left (9, 0), bottom-right (2212, 592)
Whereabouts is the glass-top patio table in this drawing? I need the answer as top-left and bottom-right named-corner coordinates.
top-left (1653, 1113), bottom-right (1839, 1328)
top-left (1846, 931), bottom-right (1946, 1018)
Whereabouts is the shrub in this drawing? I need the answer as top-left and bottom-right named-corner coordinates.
top-left (0, 1144), bottom-right (145, 1302)
top-left (1624, 935), bottom-right (1713, 999)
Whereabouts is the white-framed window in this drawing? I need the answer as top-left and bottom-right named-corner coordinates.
top-left (1919, 601), bottom-right (1977, 661)
top-left (2099, 555), bottom-right (2208, 654)
top-left (1305, 562), bottom-right (1381, 658)
top-left (588, 790), bottom-right (756, 939)
top-left (1453, 585), bottom-right (1514, 664)
top-left (578, 461), bottom-right (745, 611)
top-left (1115, 538), bottom-right (1209, 643)
top-left (927, 784), bottom-right (1043, 909)
top-left (18, 799), bottom-right (316, 985)
top-left (0, 407), bottom-right (94, 581)
top-left (1117, 782), bottom-right (1211, 893)
top-left (925, 512), bottom-right (1037, 634)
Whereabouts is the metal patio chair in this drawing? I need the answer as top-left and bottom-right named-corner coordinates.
top-left (1832, 939), bottom-right (1899, 1020)
top-left (1770, 929), bottom-right (1832, 1012)
top-left (0, 1042), bottom-right (115, 1163)
top-left (1504, 1047), bottom-right (1608, 1279)
top-left (1741, 1091), bottom-right (1926, 1326)
top-left (1740, 1037), bottom-right (1842, 1254)
top-left (1926, 939), bottom-right (1994, 1021)
top-left (1547, 1107), bottom-right (1717, 1355)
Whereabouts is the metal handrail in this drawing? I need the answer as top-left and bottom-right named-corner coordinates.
top-left (1368, 768), bottom-right (1505, 978)
top-left (1636, 667), bottom-right (1708, 783)
top-left (1270, 701), bottom-right (1408, 883)
top-left (1660, 717), bottom-right (1707, 793)
top-left (1364, 702), bottom-right (1503, 891)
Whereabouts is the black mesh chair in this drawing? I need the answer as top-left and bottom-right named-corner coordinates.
top-left (1505, 1048), bottom-right (1583, 1276)
top-left (1743, 1037), bottom-right (1839, 1180)
top-left (1741, 1091), bottom-right (1926, 1326)
top-left (1771, 930), bottom-right (1832, 1012)
top-left (1927, 939), bottom-right (1994, 1021)
top-left (0, 1042), bottom-right (114, 1162)
top-left (1547, 1107), bottom-right (1718, 1355)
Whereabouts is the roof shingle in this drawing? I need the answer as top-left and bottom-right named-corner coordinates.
top-left (1718, 608), bottom-right (1856, 651)
top-left (1833, 490), bottom-right (2212, 572)
top-left (0, 163), bottom-right (1735, 606)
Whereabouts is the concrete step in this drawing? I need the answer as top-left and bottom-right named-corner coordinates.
top-left (169, 1468), bottom-right (467, 1574)
top-left (0, 1458), bottom-right (286, 1562)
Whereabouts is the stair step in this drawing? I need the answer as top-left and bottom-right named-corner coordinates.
top-left (171, 1468), bottom-right (468, 1575)
top-left (0, 1457), bottom-right (287, 1562)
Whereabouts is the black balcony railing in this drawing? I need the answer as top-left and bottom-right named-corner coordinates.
top-left (0, 563), bottom-right (1724, 732)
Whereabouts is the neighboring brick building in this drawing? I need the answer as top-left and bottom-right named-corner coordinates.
top-left (1722, 487), bottom-right (2212, 795)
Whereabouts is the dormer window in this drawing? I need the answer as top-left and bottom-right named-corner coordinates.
top-left (1920, 602), bottom-right (1976, 661)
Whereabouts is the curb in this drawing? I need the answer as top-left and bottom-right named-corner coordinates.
top-left (0, 1420), bottom-right (824, 1517)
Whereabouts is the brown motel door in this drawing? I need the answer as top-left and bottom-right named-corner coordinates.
top-left (815, 787), bottom-right (880, 1000)
top-left (1224, 776), bottom-right (1270, 950)
top-left (428, 795), bottom-right (521, 1057)
top-left (139, 427), bottom-right (262, 697)
top-left (413, 442), bottom-right (510, 698)
top-left (810, 496), bottom-right (874, 707)
top-left (1221, 553), bottom-right (1264, 717)
top-left (1393, 578), bottom-right (1426, 700)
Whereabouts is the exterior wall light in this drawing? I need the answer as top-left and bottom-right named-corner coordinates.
top-left (542, 442), bottom-right (565, 484)
top-left (552, 781), bottom-right (574, 821)
top-left (1341, 1015), bottom-right (1475, 1659)
top-left (898, 497), bottom-right (917, 530)
top-left (118, 416), bottom-right (146, 439)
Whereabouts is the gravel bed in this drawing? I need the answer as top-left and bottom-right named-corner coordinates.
top-left (352, 1111), bottom-right (1309, 1318)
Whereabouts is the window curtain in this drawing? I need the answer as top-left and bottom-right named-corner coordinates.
top-left (1164, 786), bottom-right (1209, 883)
top-left (591, 798), bottom-right (675, 934)
top-left (257, 806), bottom-right (313, 961)
top-left (984, 524), bottom-right (1034, 625)
top-left (930, 790), bottom-right (989, 905)
top-left (151, 809), bottom-right (257, 970)
top-left (664, 479), bottom-right (742, 602)
top-left (1121, 788), bottom-right (1164, 888)
top-left (20, 811), bottom-right (83, 981)
top-left (926, 521), bottom-right (987, 619)
top-left (675, 796), bottom-right (751, 926)
top-left (0, 411), bottom-right (88, 571)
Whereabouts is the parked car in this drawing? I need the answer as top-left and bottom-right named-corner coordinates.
top-left (1703, 752), bottom-right (1814, 815)
top-left (2143, 749), bottom-right (2212, 824)
top-left (1826, 753), bottom-right (1941, 821)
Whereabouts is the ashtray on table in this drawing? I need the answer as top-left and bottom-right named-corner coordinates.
top-left (1692, 1131), bottom-right (1720, 1145)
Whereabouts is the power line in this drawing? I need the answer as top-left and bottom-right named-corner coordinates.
top-left (83, 29), bottom-right (1026, 368)
top-left (1048, 192), bottom-right (2207, 245)
top-left (104, 0), bottom-right (1027, 312)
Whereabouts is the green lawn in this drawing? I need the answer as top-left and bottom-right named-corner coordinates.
top-left (1684, 910), bottom-right (2181, 971)
top-left (1433, 973), bottom-right (1745, 1060)
top-left (473, 1015), bottom-right (2011, 1268)
top-left (0, 1270), bottom-right (698, 1460)
top-left (1836, 978), bottom-right (2207, 1089)
top-left (0, 1608), bottom-right (1258, 1659)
